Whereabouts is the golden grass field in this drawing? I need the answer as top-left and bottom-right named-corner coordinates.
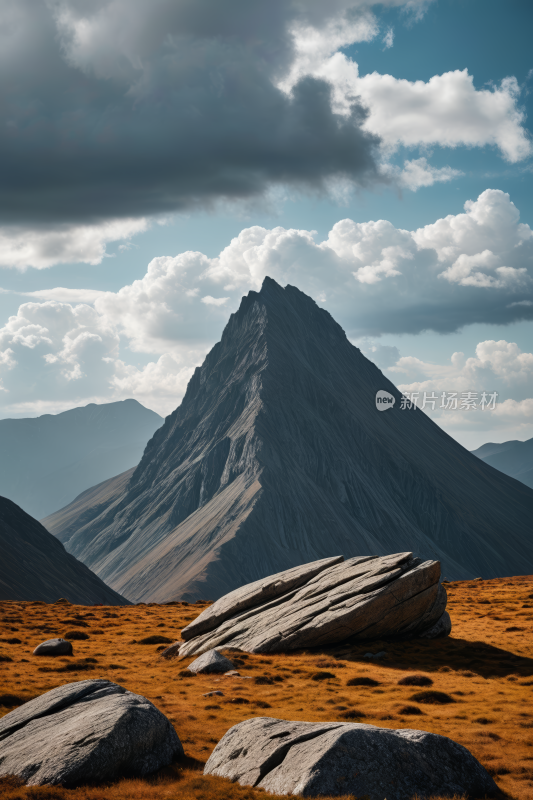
top-left (1, 574), bottom-right (533, 800)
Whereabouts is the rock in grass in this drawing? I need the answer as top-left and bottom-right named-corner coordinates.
top-left (0, 679), bottom-right (183, 786)
top-left (33, 638), bottom-right (73, 656)
top-left (188, 649), bottom-right (234, 674)
top-left (180, 553), bottom-right (449, 656)
top-left (204, 717), bottom-right (497, 800)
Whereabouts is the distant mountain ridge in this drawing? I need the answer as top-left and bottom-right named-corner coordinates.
top-left (0, 399), bottom-right (163, 520)
top-left (472, 437), bottom-right (533, 491)
top-left (43, 278), bottom-right (533, 602)
top-left (0, 495), bottom-right (127, 604)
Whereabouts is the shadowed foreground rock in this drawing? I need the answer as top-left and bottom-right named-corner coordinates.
top-left (0, 679), bottom-right (183, 786)
top-left (179, 553), bottom-right (449, 655)
top-left (204, 717), bottom-right (497, 800)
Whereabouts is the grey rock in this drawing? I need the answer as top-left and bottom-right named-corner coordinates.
top-left (0, 679), bottom-right (183, 786)
top-left (363, 651), bottom-right (387, 660)
top-left (203, 691), bottom-right (224, 697)
top-left (204, 716), bottom-right (497, 800)
top-left (33, 638), bottom-right (73, 656)
top-left (43, 278), bottom-right (533, 604)
top-left (188, 649), bottom-right (235, 674)
top-left (181, 557), bottom-right (343, 641)
top-left (420, 610), bottom-right (452, 639)
top-left (179, 553), bottom-right (450, 655)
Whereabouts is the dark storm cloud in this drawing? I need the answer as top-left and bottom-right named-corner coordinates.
top-left (0, 0), bottom-right (381, 225)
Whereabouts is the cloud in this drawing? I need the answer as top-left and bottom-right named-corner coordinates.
top-left (0, 218), bottom-right (149, 270)
top-left (384, 339), bottom-right (533, 441)
top-left (382, 27), bottom-right (394, 49)
top-left (281, 37), bottom-right (531, 162)
top-left (1, 188), bottom-right (532, 417)
top-left (395, 158), bottom-right (463, 191)
top-left (0, 0), bottom-right (527, 236)
top-left (357, 73), bottom-right (531, 163)
top-left (0, 0), bottom-right (388, 226)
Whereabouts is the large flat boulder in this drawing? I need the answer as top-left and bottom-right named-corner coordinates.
top-left (179, 553), bottom-right (449, 655)
top-left (204, 717), bottom-right (497, 800)
top-left (0, 679), bottom-right (183, 786)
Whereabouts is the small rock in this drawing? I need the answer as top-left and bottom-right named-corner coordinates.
top-left (204, 717), bottom-right (497, 800)
top-left (224, 670), bottom-right (240, 677)
top-left (33, 639), bottom-right (73, 656)
top-left (203, 691), bottom-right (224, 697)
top-left (0, 679), bottom-right (183, 786)
top-left (188, 649), bottom-right (235, 674)
top-left (363, 651), bottom-right (386, 660)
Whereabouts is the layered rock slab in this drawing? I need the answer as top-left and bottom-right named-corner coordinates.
top-left (179, 553), bottom-right (449, 655)
top-left (0, 679), bottom-right (183, 786)
top-left (204, 716), bottom-right (497, 800)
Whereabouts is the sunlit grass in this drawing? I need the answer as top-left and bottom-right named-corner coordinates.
top-left (1, 574), bottom-right (533, 799)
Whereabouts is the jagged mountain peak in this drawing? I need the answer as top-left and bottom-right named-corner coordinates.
top-left (44, 279), bottom-right (533, 602)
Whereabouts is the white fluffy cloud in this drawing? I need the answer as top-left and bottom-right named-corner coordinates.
top-left (281, 30), bottom-right (531, 165)
top-left (381, 338), bottom-right (533, 444)
top-left (1, 188), bottom-right (532, 419)
top-left (0, 218), bottom-right (149, 270)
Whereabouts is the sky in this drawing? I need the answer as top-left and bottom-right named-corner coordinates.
top-left (0, 0), bottom-right (532, 450)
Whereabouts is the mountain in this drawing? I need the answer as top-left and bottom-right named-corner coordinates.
top-left (42, 278), bottom-right (533, 602)
top-left (0, 495), bottom-right (127, 604)
top-left (471, 438), bottom-right (533, 491)
top-left (0, 399), bottom-right (163, 520)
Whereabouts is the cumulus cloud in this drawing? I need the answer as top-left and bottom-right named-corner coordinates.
top-left (385, 339), bottom-right (533, 441)
top-left (0, 219), bottom-right (149, 270)
top-left (0, 0), bottom-right (528, 237)
top-left (394, 158), bottom-right (463, 191)
top-left (1, 188), bottom-right (532, 419)
top-left (281, 21), bottom-right (531, 163)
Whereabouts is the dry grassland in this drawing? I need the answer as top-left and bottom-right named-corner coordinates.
top-left (1, 574), bottom-right (533, 800)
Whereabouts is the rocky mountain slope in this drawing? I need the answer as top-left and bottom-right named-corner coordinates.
top-left (0, 496), bottom-right (127, 604)
top-left (472, 437), bottom-right (533, 491)
top-left (43, 278), bottom-right (533, 602)
top-left (0, 399), bottom-right (162, 520)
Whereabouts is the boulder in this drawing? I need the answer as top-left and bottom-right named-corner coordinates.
top-left (33, 638), bottom-right (73, 656)
top-left (179, 553), bottom-right (450, 655)
top-left (204, 717), bottom-right (497, 800)
top-left (0, 679), bottom-right (183, 786)
top-left (188, 649), bottom-right (235, 674)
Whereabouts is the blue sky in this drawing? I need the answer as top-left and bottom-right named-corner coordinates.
top-left (0, 0), bottom-right (532, 449)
